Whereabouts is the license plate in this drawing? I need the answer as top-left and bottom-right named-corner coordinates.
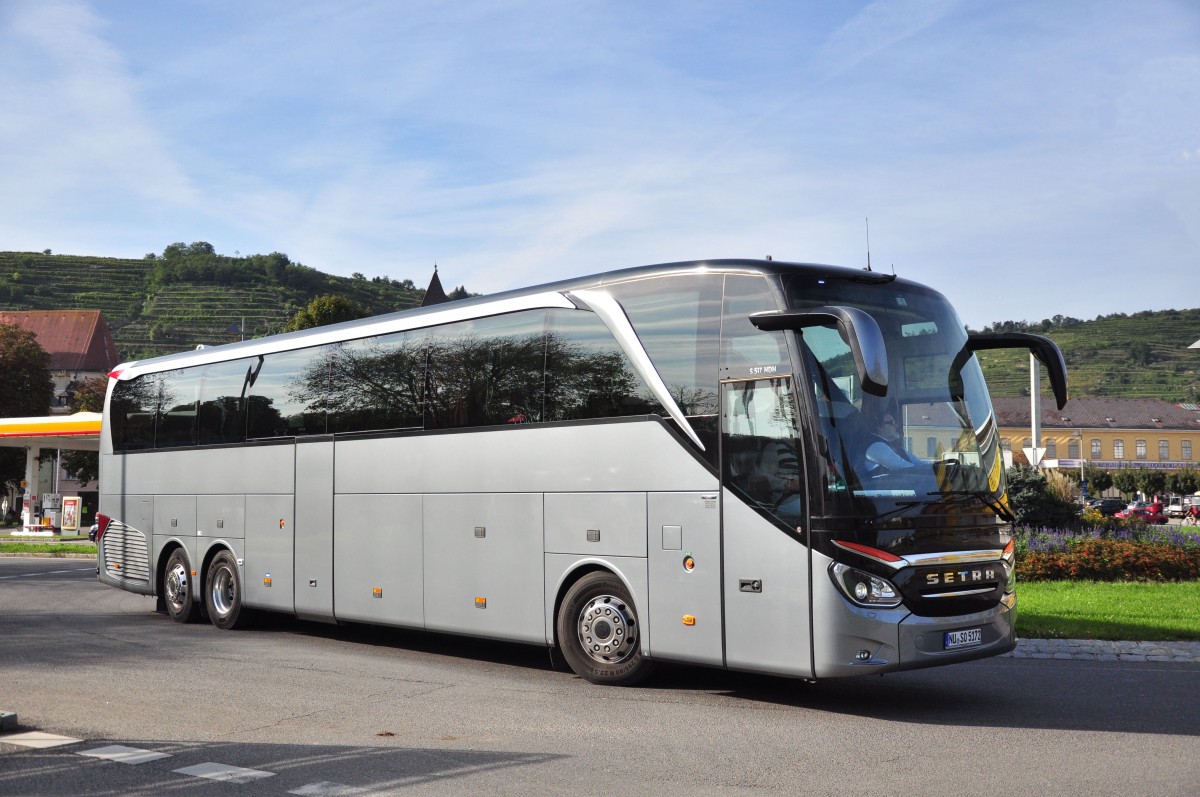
top-left (944, 628), bottom-right (983, 649)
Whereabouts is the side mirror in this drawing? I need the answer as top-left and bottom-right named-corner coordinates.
top-left (750, 306), bottom-right (888, 397)
top-left (965, 332), bottom-right (1069, 410)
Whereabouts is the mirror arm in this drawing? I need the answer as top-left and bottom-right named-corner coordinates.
top-left (750, 306), bottom-right (889, 397)
top-left (966, 332), bottom-right (1069, 410)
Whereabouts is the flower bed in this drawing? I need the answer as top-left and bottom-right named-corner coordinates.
top-left (1016, 524), bottom-right (1200, 582)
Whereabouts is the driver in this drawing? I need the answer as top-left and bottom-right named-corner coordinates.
top-left (860, 411), bottom-right (922, 476)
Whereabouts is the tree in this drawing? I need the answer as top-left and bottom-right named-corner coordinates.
top-left (1136, 468), bottom-right (1167, 498)
top-left (283, 294), bottom-right (371, 332)
top-left (0, 323), bottom-right (53, 417)
top-left (0, 324), bottom-right (53, 492)
top-left (60, 376), bottom-right (107, 485)
top-left (1167, 467), bottom-right (1200, 497)
top-left (1111, 469), bottom-right (1139, 498)
top-left (1083, 464), bottom-right (1112, 494)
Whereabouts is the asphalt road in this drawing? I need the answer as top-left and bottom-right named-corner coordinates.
top-left (1, 557), bottom-right (1197, 796)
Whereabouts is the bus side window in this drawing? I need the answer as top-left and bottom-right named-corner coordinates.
top-left (544, 309), bottom-right (662, 422)
top-left (248, 347), bottom-right (329, 438)
top-left (722, 378), bottom-right (803, 529)
top-left (606, 274), bottom-right (721, 418)
top-left (111, 378), bottom-right (156, 451)
top-left (423, 312), bottom-right (549, 430)
top-left (152, 369), bottom-right (199, 449)
top-left (326, 333), bottom-right (425, 434)
top-left (195, 358), bottom-right (254, 445)
top-left (720, 275), bottom-right (788, 380)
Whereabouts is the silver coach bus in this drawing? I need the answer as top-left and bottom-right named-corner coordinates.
top-left (96, 259), bottom-right (1067, 685)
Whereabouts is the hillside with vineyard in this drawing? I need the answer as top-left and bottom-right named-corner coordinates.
top-left (0, 245), bottom-right (437, 362)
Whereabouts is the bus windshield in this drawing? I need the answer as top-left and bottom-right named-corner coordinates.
top-left (784, 273), bottom-right (1008, 526)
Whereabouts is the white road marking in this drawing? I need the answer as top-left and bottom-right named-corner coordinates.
top-left (0, 567), bottom-right (96, 580)
top-left (174, 762), bottom-right (276, 784)
top-left (78, 744), bottom-right (172, 764)
top-left (0, 731), bottom-right (83, 749)
top-left (290, 782), bottom-right (372, 796)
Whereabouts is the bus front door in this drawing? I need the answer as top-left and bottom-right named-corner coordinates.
top-left (720, 377), bottom-right (814, 679)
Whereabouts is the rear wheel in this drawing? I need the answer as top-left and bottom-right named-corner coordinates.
top-left (556, 571), bottom-right (653, 686)
top-left (205, 551), bottom-right (247, 630)
top-left (163, 549), bottom-right (198, 623)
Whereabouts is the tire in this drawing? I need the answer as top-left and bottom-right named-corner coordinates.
top-left (204, 550), bottom-right (247, 630)
top-left (556, 571), bottom-right (653, 686)
top-left (162, 549), bottom-right (199, 623)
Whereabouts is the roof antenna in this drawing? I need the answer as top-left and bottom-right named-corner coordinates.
top-left (865, 218), bottom-right (872, 272)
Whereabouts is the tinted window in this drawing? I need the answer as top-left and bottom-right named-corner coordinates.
top-left (111, 376), bottom-right (159, 451)
top-left (154, 369), bottom-right (200, 448)
top-left (423, 312), bottom-right (548, 430)
top-left (722, 377), bottom-right (803, 531)
top-left (196, 358), bottom-right (255, 445)
top-left (720, 275), bottom-right (788, 380)
top-left (545, 309), bottom-right (661, 421)
top-left (326, 332), bottom-right (425, 434)
top-left (607, 275), bottom-right (721, 417)
top-left (248, 346), bottom-right (330, 437)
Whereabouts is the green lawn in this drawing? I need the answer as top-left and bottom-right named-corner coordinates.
top-left (1016, 581), bottom-right (1200, 641)
top-left (0, 541), bottom-right (95, 555)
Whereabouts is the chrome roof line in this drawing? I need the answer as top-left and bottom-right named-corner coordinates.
top-left (568, 288), bottom-right (705, 451)
top-left (112, 291), bottom-right (578, 380)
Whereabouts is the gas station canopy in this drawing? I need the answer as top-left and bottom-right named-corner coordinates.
top-left (0, 412), bottom-right (101, 451)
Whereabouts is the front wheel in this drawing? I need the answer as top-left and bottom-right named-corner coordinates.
top-left (556, 572), bottom-right (653, 686)
top-left (205, 551), bottom-right (247, 630)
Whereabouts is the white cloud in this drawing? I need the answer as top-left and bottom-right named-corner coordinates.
top-left (0, 1), bottom-right (198, 257)
top-left (0, 0), bottom-right (1195, 329)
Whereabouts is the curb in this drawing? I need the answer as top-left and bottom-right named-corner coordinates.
top-left (1009, 637), bottom-right (1200, 663)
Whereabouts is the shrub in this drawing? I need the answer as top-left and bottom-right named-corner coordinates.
top-left (1016, 526), bottom-right (1200, 582)
top-left (1005, 466), bottom-right (1080, 528)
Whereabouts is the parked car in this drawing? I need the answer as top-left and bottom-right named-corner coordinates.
top-left (1089, 498), bottom-right (1128, 517)
top-left (1167, 498), bottom-right (1186, 517)
top-left (1114, 507), bottom-right (1168, 524)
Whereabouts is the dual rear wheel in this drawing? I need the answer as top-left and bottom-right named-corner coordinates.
top-left (161, 548), bottom-right (246, 630)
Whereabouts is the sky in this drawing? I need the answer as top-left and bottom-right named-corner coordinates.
top-left (1, 0), bottom-right (1197, 330)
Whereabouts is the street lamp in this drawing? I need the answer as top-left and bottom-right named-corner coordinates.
top-left (1076, 429), bottom-right (1087, 500)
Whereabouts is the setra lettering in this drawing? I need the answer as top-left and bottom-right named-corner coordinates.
top-left (926, 568), bottom-right (997, 586)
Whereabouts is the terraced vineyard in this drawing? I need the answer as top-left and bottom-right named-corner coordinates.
top-left (974, 310), bottom-right (1200, 403)
top-left (0, 249), bottom-right (427, 361)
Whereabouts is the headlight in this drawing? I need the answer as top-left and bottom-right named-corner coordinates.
top-left (830, 563), bottom-right (902, 608)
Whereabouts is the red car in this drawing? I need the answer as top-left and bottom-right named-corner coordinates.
top-left (1113, 507), bottom-right (1168, 524)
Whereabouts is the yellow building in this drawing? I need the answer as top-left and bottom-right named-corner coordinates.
top-left (992, 397), bottom-right (1200, 472)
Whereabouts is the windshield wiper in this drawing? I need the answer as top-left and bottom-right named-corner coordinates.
top-left (927, 490), bottom-right (1015, 522)
top-left (861, 499), bottom-right (934, 523)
